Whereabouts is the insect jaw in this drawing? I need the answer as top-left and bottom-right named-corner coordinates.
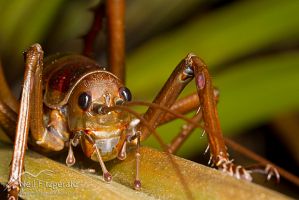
top-left (87, 129), bottom-right (122, 138)
top-left (79, 129), bottom-right (125, 162)
top-left (90, 136), bottom-right (121, 161)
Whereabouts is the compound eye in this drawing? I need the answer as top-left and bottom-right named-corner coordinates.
top-left (78, 92), bottom-right (92, 110)
top-left (119, 87), bottom-right (132, 101)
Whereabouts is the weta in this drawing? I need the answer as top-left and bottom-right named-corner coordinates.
top-left (1, 1), bottom-right (287, 199)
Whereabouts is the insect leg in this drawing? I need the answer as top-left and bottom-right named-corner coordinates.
top-left (127, 119), bottom-right (142, 190)
top-left (133, 130), bottom-right (141, 190)
top-left (158, 92), bottom-right (200, 125)
top-left (155, 88), bottom-right (298, 185)
top-left (190, 54), bottom-right (229, 166)
top-left (162, 89), bottom-right (219, 153)
top-left (167, 112), bottom-right (203, 154)
top-left (158, 89), bottom-right (219, 153)
top-left (0, 99), bottom-right (17, 141)
top-left (7, 44), bottom-right (44, 199)
top-left (82, 0), bottom-right (125, 81)
top-left (159, 88), bottom-right (219, 153)
top-left (132, 53), bottom-right (297, 184)
top-left (137, 55), bottom-right (196, 141)
top-left (138, 53), bottom-right (228, 164)
top-left (224, 138), bottom-right (299, 185)
top-left (29, 47), bottom-right (69, 152)
top-left (106, 0), bottom-right (125, 82)
top-left (82, 2), bottom-right (105, 57)
top-left (80, 132), bottom-right (112, 182)
top-left (0, 62), bottom-right (19, 141)
top-left (158, 89), bottom-right (219, 125)
top-left (66, 139), bottom-right (76, 167)
top-left (94, 144), bottom-right (112, 182)
top-left (0, 61), bottom-right (19, 113)
top-left (137, 53), bottom-right (251, 179)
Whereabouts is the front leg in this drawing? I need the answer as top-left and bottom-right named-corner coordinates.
top-left (7, 44), bottom-right (44, 199)
top-left (7, 44), bottom-right (68, 199)
top-left (137, 53), bottom-right (245, 178)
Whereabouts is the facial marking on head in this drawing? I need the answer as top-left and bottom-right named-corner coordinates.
top-left (104, 93), bottom-right (111, 107)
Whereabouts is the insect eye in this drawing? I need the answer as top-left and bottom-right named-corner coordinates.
top-left (78, 92), bottom-right (92, 110)
top-left (119, 87), bottom-right (132, 101)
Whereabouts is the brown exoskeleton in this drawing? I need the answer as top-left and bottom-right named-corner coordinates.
top-left (1, 1), bottom-right (287, 199)
top-left (4, 47), bottom-right (280, 199)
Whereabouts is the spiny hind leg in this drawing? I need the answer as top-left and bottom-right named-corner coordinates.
top-left (136, 53), bottom-right (282, 182)
top-left (7, 44), bottom-right (44, 199)
top-left (137, 53), bottom-right (230, 171)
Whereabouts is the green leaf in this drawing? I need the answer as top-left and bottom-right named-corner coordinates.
top-left (0, 144), bottom-right (290, 200)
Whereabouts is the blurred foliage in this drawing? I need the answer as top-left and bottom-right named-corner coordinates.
top-left (124, 0), bottom-right (299, 157)
top-left (0, 0), bottom-right (298, 187)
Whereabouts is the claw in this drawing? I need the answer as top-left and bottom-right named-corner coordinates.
top-left (215, 156), bottom-right (253, 181)
top-left (235, 165), bottom-right (242, 179)
top-left (244, 163), bottom-right (280, 183)
top-left (265, 164), bottom-right (280, 183)
top-left (240, 167), bottom-right (253, 181)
